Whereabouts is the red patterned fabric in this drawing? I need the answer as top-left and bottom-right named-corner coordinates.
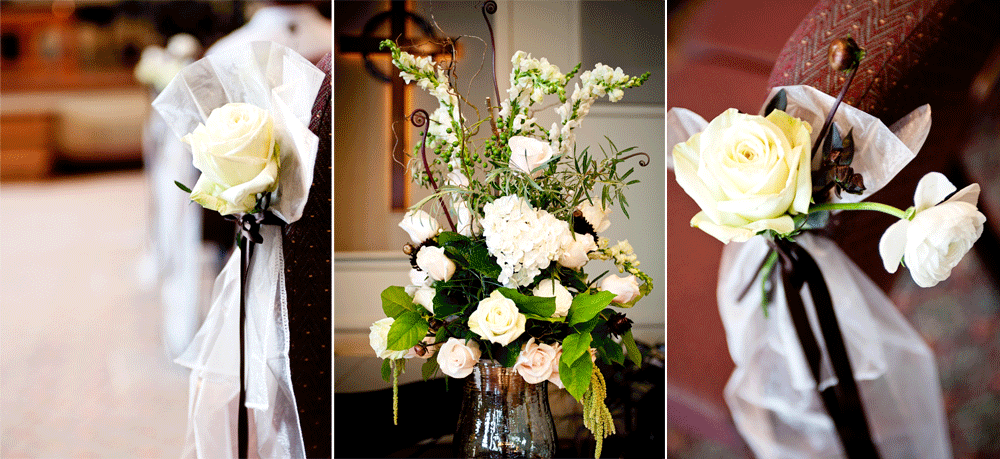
top-left (768, 0), bottom-right (1000, 291)
top-left (283, 52), bottom-right (331, 458)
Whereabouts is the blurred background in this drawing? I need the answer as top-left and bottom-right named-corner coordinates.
top-left (1, 1), bottom-right (329, 456)
top-left (667, 1), bottom-right (1000, 458)
top-left (333, 1), bottom-right (664, 456)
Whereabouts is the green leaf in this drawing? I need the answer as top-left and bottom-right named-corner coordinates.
top-left (468, 243), bottom-right (501, 278)
top-left (386, 311), bottom-right (429, 351)
top-left (561, 332), bottom-right (592, 365)
top-left (421, 358), bottom-right (439, 380)
top-left (524, 313), bottom-right (565, 323)
top-left (764, 88), bottom-right (787, 116)
top-left (597, 337), bottom-right (624, 365)
top-left (381, 286), bottom-right (414, 318)
top-left (497, 342), bottom-right (522, 367)
top-left (431, 289), bottom-right (467, 317)
top-left (566, 291), bottom-right (616, 325)
top-left (497, 287), bottom-right (556, 318)
top-left (381, 358), bottom-right (392, 383)
top-left (559, 354), bottom-right (593, 401)
top-left (436, 231), bottom-right (469, 247)
top-left (174, 181), bottom-right (192, 193)
top-left (623, 330), bottom-right (642, 366)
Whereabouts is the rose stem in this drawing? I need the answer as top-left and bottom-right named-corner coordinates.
top-left (412, 108), bottom-right (457, 231)
top-left (810, 63), bottom-right (859, 161)
top-left (808, 201), bottom-right (907, 219)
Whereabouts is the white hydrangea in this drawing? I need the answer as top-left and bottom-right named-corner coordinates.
top-left (481, 195), bottom-right (573, 287)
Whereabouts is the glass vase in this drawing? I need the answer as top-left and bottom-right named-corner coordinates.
top-left (454, 360), bottom-right (557, 459)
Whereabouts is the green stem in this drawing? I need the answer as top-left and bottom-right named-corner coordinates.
top-left (808, 201), bottom-right (907, 219)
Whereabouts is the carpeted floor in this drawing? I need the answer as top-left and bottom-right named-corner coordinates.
top-left (1, 170), bottom-right (189, 457)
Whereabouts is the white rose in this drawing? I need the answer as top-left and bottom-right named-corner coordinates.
top-left (508, 136), bottom-right (554, 178)
top-left (415, 246), bottom-right (456, 282)
top-left (672, 108), bottom-right (812, 243)
top-left (409, 268), bottom-right (431, 288)
top-left (547, 345), bottom-right (565, 389)
top-left (879, 172), bottom-right (986, 288)
top-left (183, 103), bottom-right (278, 215)
top-left (166, 33), bottom-right (201, 59)
top-left (436, 337), bottom-right (481, 378)
top-left (412, 286), bottom-right (436, 314)
top-left (532, 279), bottom-right (573, 318)
top-left (514, 338), bottom-right (560, 384)
top-left (369, 318), bottom-right (408, 360)
top-left (468, 290), bottom-right (527, 346)
top-left (558, 233), bottom-right (597, 270)
top-left (399, 210), bottom-right (440, 244)
top-left (601, 274), bottom-right (640, 304)
top-left (453, 200), bottom-right (476, 237)
top-left (577, 202), bottom-right (612, 233)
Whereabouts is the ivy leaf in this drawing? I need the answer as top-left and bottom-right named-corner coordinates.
top-left (421, 358), bottom-right (439, 381)
top-left (497, 287), bottom-right (556, 317)
top-left (559, 354), bottom-right (593, 401)
top-left (381, 286), bottom-right (414, 318)
top-left (566, 291), bottom-right (616, 325)
top-left (764, 88), bottom-right (787, 116)
top-left (622, 330), bottom-right (642, 367)
top-left (386, 311), bottom-right (429, 351)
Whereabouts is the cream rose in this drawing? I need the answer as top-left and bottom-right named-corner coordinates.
top-left (879, 172), bottom-right (986, 288)
top-left (558, 232), bottom-right (597, 270)
top-left (514, 338), bottom-right (560, 384)
top-left (183, 103), bottom-right (279, 215)
top-left (532, 279), bottom-right (573, 318)
top-left (508, 136), bottom-right (554, 178)
top-left (672, 108), bottom-right (812, 243)
top-left (415, 246), bottom-right (456, 282)
top-left (468, 290), bottom-right (527, 346)
top-left (436, 337), bottom-right (481, 378)
top-left (369, 318), bottom-right (409, 360)
top-left (399, 210), bottom-right (440, 244)
top-left (601, 274), bottom-right (640, 304)
top-left (412, 286), bottom-right (436, 314)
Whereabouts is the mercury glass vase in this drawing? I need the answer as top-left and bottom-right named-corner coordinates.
top-left (454, 360), bottom-right (557, 459)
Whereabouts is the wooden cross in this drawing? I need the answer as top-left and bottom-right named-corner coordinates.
top-left (339, 1), bottom-right (456, 211)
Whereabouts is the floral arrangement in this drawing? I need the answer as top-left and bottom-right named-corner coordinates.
top-left (134, 34), bottom-right (201, 92)
top-left (673, 38), bottom-right (986, 307)
top-left (369, 39), bottom-right (653, 457)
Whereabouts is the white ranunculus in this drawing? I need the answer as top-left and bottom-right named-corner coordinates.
top-left (879, 172), bottom-right (986, 288)
top-left (601, 274), bottom-right (641, 304)
top-left (415, 246), bottom-right (456, 282)
top-left (369, 318), bottom-right (409, 360)
top-left (532, 279), bottom-right (573, 318)
top-left (468, 290), bottom-right (527, 346)
top-left (558, 232), bottom-right (597, 270)
top-left (436, 337), bottom-right (481, 378)
top-left (672, 108), bottom-right (812, 243)
top-left (577, 202), bottom-right (612, 233)
top-left (508, 136), bottom-right (554, 178)
top-left (514, 338), bottom-right (560, 384)
top-left (399, 210), bottom-right (440, 244)
top-left (412, 286), bottom-right (436, 314)
top-left (183, 103), bottom-right (278, 215)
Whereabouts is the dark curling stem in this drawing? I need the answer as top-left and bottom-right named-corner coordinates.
top-left (481, 1), bottom-right (500, 103)
top-left (411, 108), bottom-right (456, 231)
top-left (620, 152), bottom-right (651, 167)
top-left (811, 64), bottom-right (858, 161)
top-left (238, 237), bottom-right (248, 459)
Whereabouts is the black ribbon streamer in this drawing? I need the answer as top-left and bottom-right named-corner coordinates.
top-left (772, 238), bottom-right (881, 459)
top-left (230, 208), bottom-right (284, 459)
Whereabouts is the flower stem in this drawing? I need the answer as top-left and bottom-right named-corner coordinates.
top-left (810, 63), bottom-right (859, 161)
top-left (808, 201), bottom-right (907, 219)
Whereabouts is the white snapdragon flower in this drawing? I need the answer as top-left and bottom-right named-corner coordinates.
top-left (879, 172), bottom-right (986, 288)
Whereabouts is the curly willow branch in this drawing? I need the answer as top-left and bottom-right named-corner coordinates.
top-left (621, 152), bottom-right (651, 167)
top-left (411, 108), bottom-right (457, 231)
top-left (481, 0), bottom-right (500, 103)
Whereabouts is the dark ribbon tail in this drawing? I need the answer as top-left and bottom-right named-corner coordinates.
top-left (238, 237), bottom-right (249, 459)
top-left (775, 239), bottom-right (881, 459)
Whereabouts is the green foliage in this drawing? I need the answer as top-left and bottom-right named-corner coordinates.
top-left (622, 330), bottom-right (642, 366)
top-left (386, 311), bottom-right (429, 351)
top-left (566, 291), bottom-right (616, 325)
top-left (496, 287), bottom-right (556, 317)
top-left (559, 353), bottom-right (594, 401)
top-left (381, 286), bottom-right (414, 318)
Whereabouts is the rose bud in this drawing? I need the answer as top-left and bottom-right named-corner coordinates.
top-left (828, 37), bottom-right (863, 71)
